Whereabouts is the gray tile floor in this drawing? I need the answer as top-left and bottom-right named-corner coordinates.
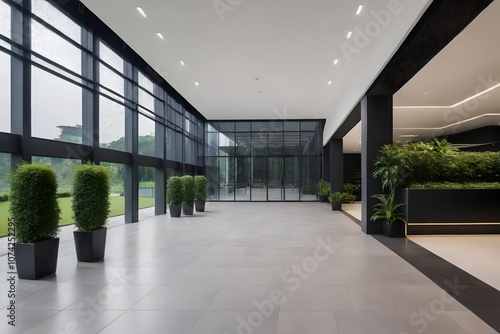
top-left (0, 202), bottom-right (497, 333)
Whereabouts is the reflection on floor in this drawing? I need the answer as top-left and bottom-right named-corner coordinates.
top-left (1, 202), bottom-right (495, 333)
top-left (217, 187), bottom-right (317, 201)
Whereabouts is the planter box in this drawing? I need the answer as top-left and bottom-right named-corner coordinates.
top-left (15, 238), bottom-right (59, 280)
top-left (401, 188), bottom-right (500, 234)
top-left (74, 227), bottom-right (107, 262)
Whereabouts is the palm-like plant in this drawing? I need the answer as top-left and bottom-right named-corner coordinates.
top-left (370, 192), bottom-right (405, 225)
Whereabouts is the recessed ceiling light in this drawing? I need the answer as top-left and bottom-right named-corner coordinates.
top-left (346, 31), bottom-right (352, 39)
top-left (423, 92), bottom-right (428, 95)
top-left (194, 82), bottom-right (200, 86)
top-left (180, 60), bottom-right (185, 66)
top-left (156, 33), bottom-right (164, 40)
top-left (356, 5), bottom-right (363, 15)
top-left (136, 7), bottom-right (147, 18)
top-left (258, 91), bottom-right (262, 93)
top-left (333, 59), bottom-right (339, 65)
top-left (327, 80), bottom-right (332, 86)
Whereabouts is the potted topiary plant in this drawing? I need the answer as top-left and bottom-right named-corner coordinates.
top-left (72, 163), bottom-right (110, 262)
top-left (370, 192), bottom-right (406, 237)
top-left (167, 176), bottom-right (183, 217)
top-left (194, 175), bottom-right (208, 212)
top-left (317, 179), bottom-right (330, 202)
top-left (10, 163), bottom-right (61, 279)
top-left (181, 175), bottom-right (195, 215)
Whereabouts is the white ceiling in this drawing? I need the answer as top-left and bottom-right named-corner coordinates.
top-left (344, 0), bottom-right (500, 153)
top-left (80, 0), bottom-right (431, 143)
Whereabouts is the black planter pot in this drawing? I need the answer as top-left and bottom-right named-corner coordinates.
top-left (74, 227), bottom-right (107, 262)
top-left (331, 202), bottom-right (342, 211)
top-left (318, 195), bottom-right (328, 203)
top-left (195, 200), bottom-right (206, 212)
top-left (169, 204), bottom-right (182, 217)
top-left (183, 202), bottom-right (194, 215)
top-left (382, 221), bottom-right (405, 238)
top-left (15, 238), bottom-right (59, 280)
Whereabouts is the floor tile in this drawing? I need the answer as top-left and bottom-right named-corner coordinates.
top-left (191, 310), bottom-right (279, 334)
top-left (280, 286), bottom-right (352, 311)
top-left (276, 311), bottom-right (338, 334)
top-left (209, 285), bottom-right (283, 311)
top-left (22, 310), bottom-right (124, 334)
top-left (131, 285), bottom-right (220, 310)
top-left (334, 310), bottom-right (472, 334)
top-left (99, 310), bottom-right (203, 334)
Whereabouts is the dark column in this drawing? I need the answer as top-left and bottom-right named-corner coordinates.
top-left (329, 139), bottom-right (343, 194)
top-left (124, 63), bottom-right (139, 223)
top-left (361, 95), bottom-right (393, 234)
top-left (155, 87), bottom-right (166, 215)
top-left (322, 142), bottom-right (330, 182)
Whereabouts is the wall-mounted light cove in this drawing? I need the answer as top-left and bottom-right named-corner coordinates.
top-left (356, 5), bottom-right (363, 15)
top-left (194, 82), bottom-right (200, 86)
top-left (333, 59), bottom-right (339, 65)
top-left (180, 61), bottom-right (185, 66)
top-left (156, 33), bottom-right (164, 40)
top-left (346, 31), bottom-right (352, 39)
top-left (136, 7), bottom-right (147, 18)
top-left (399, 134), bottom-right (419, 138)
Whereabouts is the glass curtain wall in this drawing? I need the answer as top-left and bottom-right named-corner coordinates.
top-left (205, 121), bottom-right (322, 201)
top-left (0, 0), bottom-right (205, 226)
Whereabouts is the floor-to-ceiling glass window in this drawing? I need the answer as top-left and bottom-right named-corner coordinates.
top-left (205, 120), bottom-right (322, 201)
top-left (0, 0), bottom-right (207, 227)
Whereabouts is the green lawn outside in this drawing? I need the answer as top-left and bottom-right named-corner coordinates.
top-left (0, 196), bottom-right (155, 237)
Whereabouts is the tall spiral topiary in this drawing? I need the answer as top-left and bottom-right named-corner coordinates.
top-left (10, 163), bottom-right (61, 243)
top-left (72, 163), bottom-right (110, 232)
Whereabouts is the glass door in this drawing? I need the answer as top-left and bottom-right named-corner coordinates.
top-left (251, 157), bottom-right (267, 201)
top-left (267, 157), bottom-right (283, 201)
top-left (284, 157), bottom-right (300, 201)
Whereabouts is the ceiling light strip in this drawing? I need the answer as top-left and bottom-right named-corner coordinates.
top-left (356, 5), bottom-right (363, 15)
top-left (394, 113), bottom-right (500, 131)
top-left (395, 83), bottom-right (500, 109)
top-left (136, 7), bottom-right (147, 18)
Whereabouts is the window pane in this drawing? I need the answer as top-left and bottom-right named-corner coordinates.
top-left (184, 137), bottom-right (196, 165)
top-left (139, 88), bottom-right (154, 111)
top-left (138, 114), bottom-right (156, 157)
top-left (32, 0), bottom-right (81, 43)
top-left (301, 132), bottom-right (319, 155)
top-left (166, 128), bottom-right (182, 162)
top-left (0, 153), bottom-right (10, 194)
top-left (100, 63), bottom-right (124, 98)
top-left (0, 1), bottom-right (10, 39)
top-left (99, 41), bottom-right (123, 72)
top-left (301, 121), bottom-right (319, 131)
top-left (0, 51), bottom-right (10, 133)
top-left (31, 19), bottom-right (81, 74)
top-left (101, 162), bottom-right (125, 217)
top-left (139, 71), bottom-right (154, 93)
top-left (31, 66), bottom-right (82, 142)
top-left (99, 96), bottom-right (126, 151)
top-left (139, 166), bottom-right (155, 219)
